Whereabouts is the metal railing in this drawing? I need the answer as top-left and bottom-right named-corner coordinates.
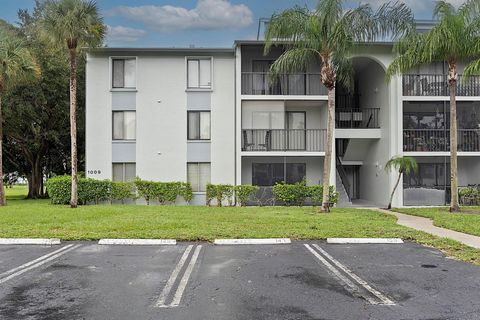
top-left (335, 108), bottom-right (380, 128)
top-left (242, 129), bottom-right (326, 152)
top-left (403, 74), bottom-right (480, 96)
top-left (241, 72), bottom-right (328, 95)
top-left (403, 129), bottom-right (480, 151)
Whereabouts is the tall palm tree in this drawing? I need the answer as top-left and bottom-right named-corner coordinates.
top-left (0, 28), bottom-right (40, 205)
top-left (386, 0), bottom-right (480, 212)
top-left (42, 0), bottom-right (105, 208)
top-left (384, 156), bottom-right (417, 210)
top-left (265, 0), bottom-right (413, 212)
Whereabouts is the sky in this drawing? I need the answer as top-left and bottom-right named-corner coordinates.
top-left (0, 0), bottom-right (468, 48)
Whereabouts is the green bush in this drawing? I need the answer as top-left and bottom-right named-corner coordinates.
top-left (206, 184), bottom-right (234, 206)
top-left (272, 180), bottom-right (309, 206)
top-left (111, 182), bottom-right (135, 203)
top-left (459, 187), bottom-right (479, 205)
top-left (46, 175), bottom-right (72, 204)
top-left (134, 178), bottom-right (158, 205)
top-left (234, 185), bottom-right (259, 206)
top-left (178, 182), bottom-right (193, 204)
top-left (308, 185), bottom-right (339, 206)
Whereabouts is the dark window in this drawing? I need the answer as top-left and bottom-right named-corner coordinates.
top-left (252, 163), bottom-right (306, 186)
top-left (187, 111), bottom-right (210, 140)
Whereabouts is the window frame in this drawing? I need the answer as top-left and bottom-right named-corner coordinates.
top-left (187, 111), bottom-right (211, 141)
top-left (112, 111), bottom-right (136, 141)
top-left (111, 57), bottom-right (137, 90)
top-left (112, 162), bottom-right (136, 182)
top-left (186, 57), bottom-right (213, 90)
top-left (187, 162), bottom-right (211, 193)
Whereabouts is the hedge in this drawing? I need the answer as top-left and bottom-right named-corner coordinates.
top-left (206, 184), bottom-right (259, 206)
top-left (272, 180), bottom-right (339, 206)
top-left (46, 176), bottom-right (193, 205)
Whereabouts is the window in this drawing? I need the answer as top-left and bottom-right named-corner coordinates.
top-left (113, 111), bottom-right (136, 140)
top-left (188, 111), bottom-right (211, 140)
top-left (112, 58), bottom-right (136, 88)
top-left (187, 58), bottom-right (211, 89)
top-left (112, 163), bottom-right (136, 182)
top-left (187, 163), bottom-right (211, 192)
top-left (252, 163), bottom-right (306, 186)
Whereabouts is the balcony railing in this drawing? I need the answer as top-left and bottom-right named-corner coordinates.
top-left (242, 129), bottom-right (326, 152)
top-left (403, 129), bottom-right (480, 152)
top-left (241, 72), bottom-right (327, 96)
top-left (335, 108), bottom-right (380, 128)
top-left (403, 74), bottom-right (480, 96)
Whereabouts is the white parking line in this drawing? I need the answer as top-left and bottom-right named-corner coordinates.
top-left (0, 238), bottom-right (61, 245)
top-left (327, 238), bottom-right (403, 244)
top-left (170, 245), bottom-right (202, 307)
top-left (304, 244), bottom-right (378, 305)
top-left (98, 239), bottom-right (176, 245)
top-left (0, 244), bottom-right (81, 284)
top-left (311, 244), bottom-right (395, 305)
top-left (155, 245), bottom-right (193, 308)
top-left (214, 238), bottom-right (291, 245)
top-left (304, 244), bottom-right (395, 305)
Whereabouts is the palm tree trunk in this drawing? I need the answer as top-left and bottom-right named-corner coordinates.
top-left (388, 172), bottom-right (402, 210)
top-left (69, 48), bottom-right (78, 208)
top-left (448, 61), bottom-right (460, 212)
top-left (322, 86), bottom-right (335, 213)
top-left (0, 93), bottom-right (5, 206)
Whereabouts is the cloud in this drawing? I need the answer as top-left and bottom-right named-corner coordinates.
top-left (107, 0), bottom-right (253, 32)
top-left (106, 25), bottom-right (147, 42)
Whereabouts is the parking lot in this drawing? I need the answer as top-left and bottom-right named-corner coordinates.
top-left (0, 241), bottom-right (479, 320)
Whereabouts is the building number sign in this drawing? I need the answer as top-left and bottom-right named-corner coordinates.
top-left (88, 170), bottom-right (102, 175)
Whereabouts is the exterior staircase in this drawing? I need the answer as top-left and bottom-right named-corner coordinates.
top-left (336, 170), bottom-right (353, 207)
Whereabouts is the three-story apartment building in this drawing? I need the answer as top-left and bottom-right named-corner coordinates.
top-left (86, 39), bottom-right (480, 207)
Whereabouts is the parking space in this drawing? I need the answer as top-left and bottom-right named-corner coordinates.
top-left (0, 241), bottom-right (479, 319)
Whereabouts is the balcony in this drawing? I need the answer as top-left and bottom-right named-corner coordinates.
top-left (242, 129), bottom-right (326, 152)
top-left (403, 129), bottom-right (480, 152)
top-left (402, 74), bottom-right (480, 96)
top-left (335, 108), bottom-right (380, 128)
top-left (241, 72), bottom-right (327, 96)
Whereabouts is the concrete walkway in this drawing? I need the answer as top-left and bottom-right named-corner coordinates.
top-left (376, 208), bottom-right (480, 249)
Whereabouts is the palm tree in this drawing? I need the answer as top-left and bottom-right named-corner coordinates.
top-left (384, 156), bottom-right (417, 210)
top-left (386, 0), bottom-right (480, 212)
top-left (42, 0), bottom-right (105, 208)
top-left (264, 0), bottom-right (413, 212)
top-left (0, 28), bottom-right (40, 205)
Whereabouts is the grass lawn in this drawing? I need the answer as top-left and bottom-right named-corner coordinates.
top-left (2, 186), bottom-right (480, 265)
top-left (392, 207), bottom-right (480, 237)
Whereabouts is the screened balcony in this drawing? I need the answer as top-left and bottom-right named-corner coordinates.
top-left (241, 73), bottom-right (327, 96)
top-left (402, 74), bottom-right (480, 96)
top-left (242, 129), bottom-right (326, 152)
top-left (335, 108), bottom-right (380, 128)
top-left (403, 129), bottom-right (480, 152)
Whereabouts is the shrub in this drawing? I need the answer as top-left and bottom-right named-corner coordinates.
top-left (308, 185), bottom-right (339, 206)
top-left (46, 175), bottom-right (72, 204)
top-left (206, 184), bottom-right (234, 206)
top-left (234, 185), bottom-right (259, 206)
top-left (272, 180), bottom-right (309, 206)
top-left (78, 179), bottom-right (111, 204)
top-left (157, 182), bottom-right (181, 204)
top-left (178, 182), bottom-right (193, 204)
top-left (134, 178), bottom-right (158, 205)
top-left (111, 182), bottom-right (135, 203)
top-left (459, 187), bottom-right (479, 205)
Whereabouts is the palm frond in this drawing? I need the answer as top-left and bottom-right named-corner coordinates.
top-left (269, 48), bottom-right (319, 76)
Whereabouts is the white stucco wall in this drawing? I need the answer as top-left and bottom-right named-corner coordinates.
top-left (85, 53), bottom-right (112, 180)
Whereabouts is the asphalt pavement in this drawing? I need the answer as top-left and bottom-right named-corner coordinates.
top-left (0, 241), bottom-right (479, 320)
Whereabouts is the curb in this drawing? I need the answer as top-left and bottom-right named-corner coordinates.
top-left (214, 238), bottom-right (291, 245)
top-left (0, 238), bottom-right (61, 245)
top-left (98, 239), bottom-right (177, 245)
top-left (327, 238), bottom-right (403, 244)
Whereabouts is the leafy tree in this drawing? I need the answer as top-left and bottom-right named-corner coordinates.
top-left (264, 0), bottom-right (413, 212)
top-left (384, 156), bottom-right (417, 210)
top-left (386, 0), bottom-right (480, 212)
top-left (0, 25), bottom-right (40, 205)
top-left (41, 0), bottom-right (105, 208)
